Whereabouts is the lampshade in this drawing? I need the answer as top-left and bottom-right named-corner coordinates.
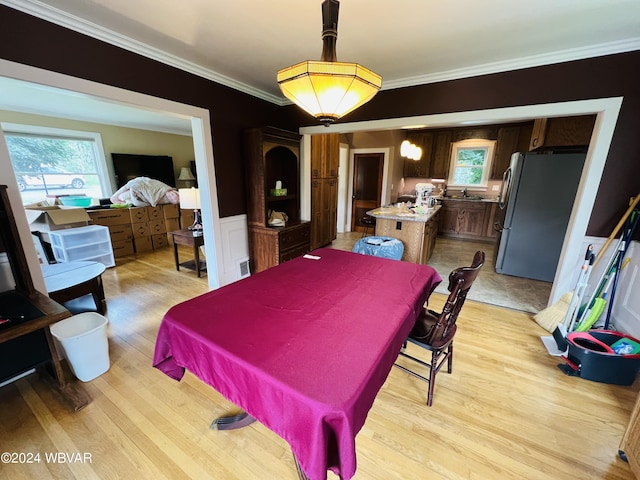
top-left (277, 0), bottom-right (382, 126)
top-left (178, 188), bottom-right (200, 210)
top-left (178, 167), bottom-right (195, 181)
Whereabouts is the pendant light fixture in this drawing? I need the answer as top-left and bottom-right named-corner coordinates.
top-left (277, 0), bottom-right (382, 126)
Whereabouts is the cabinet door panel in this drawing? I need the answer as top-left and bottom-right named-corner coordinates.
top-left (491, 126), bottom-right (520, 179)
top-left (431, 132), bottom-right (452, 179)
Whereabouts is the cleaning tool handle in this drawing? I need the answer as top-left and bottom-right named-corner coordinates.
top-left (594, 194), bottom-right (640, 268)
top-left (585, 244), bottom-right (595, 262)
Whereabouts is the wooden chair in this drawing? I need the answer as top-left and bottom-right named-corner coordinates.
top-left (395, 250), bottom-right (485, 406)
top-left (360, 215), bottom-right (376, 237)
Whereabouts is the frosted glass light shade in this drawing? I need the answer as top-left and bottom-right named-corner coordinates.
top-left (277, 60), bottom-right (382, 125)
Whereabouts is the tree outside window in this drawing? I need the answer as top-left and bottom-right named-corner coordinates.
top-left (3, 125), bottom-right (110, 204)
top-left (447, 139), bottom-right (495, 188)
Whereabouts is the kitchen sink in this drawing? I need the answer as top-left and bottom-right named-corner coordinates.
top-left (445, 195), bottom-right (483, 200)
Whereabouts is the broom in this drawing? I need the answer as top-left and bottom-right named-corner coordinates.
top-left (534, 194), bottom-right (640, 332)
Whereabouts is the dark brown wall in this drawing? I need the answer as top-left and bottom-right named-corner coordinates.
top-left (293, 53), bottom-right (640, 238)
top-left (0, 5), bottom-right (300, 218)
top-left (1, 5), bottom-right (638, 236)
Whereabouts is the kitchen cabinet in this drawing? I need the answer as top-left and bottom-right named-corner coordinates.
top-left (491, 126), bottom-right (521, 179)
top-left (430, 131), bottom-right (452, 179)
top-left (529, 115), bottom-right (596, 150)
top-left (244, 127), bottom-right (310, 273)
top-left (438, 199), bottom-right (497, 241)
top-left (403, 132), bottom-right (434, 178)
top-left (373, 207), bottom-right (440, 264)
top-left (310, 133), bottom-right (339, 249)
top-left (311, 177), bottom-right (338, 249)
top-left (311, 133), bottom-right (339, 178)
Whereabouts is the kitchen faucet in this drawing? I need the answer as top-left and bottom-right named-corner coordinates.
top-left (461, 188), bottom-right (467, 197)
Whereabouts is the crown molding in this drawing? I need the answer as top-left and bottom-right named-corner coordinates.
top-left (3, 0), bottom-right (639, 105)
top-left (381, 37), bottom-right (640, 91)
top-left (1, 0), bottom-right (285, 105)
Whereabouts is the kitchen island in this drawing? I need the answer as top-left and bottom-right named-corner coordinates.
top-left (366, 204), bottom-right (441, 264)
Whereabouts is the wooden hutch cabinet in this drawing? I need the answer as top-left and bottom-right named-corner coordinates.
top-left (310, 133), bottom-right (339, 250)
top-left (244, 127), bottom-right (311, 273)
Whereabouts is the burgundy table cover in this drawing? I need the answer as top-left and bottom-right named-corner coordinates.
top-left (153, 248), bottom-right (441, 480)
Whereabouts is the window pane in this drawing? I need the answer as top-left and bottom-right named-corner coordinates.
top-left (453, 166), bottom-right (483, 185)
top-left (6, 134), bottom-right (106, 204)
top-left (457, 148), bottom-right (486, 166)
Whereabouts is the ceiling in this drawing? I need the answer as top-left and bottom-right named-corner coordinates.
top-left (1, 0), bottom-right (639, 132)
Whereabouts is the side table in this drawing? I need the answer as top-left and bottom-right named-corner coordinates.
top-left (170, 229), bottom-right (206, 277)
top-left (41, 261), bottom-right (107, 314)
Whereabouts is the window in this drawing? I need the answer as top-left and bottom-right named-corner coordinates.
top-left (3, 124), bottom-right (110, 204)
top-left (447, 139), bottom-right (495, 189)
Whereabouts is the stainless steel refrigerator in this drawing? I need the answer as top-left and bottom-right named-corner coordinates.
top-left (495, 151), bottom-right (586, 282)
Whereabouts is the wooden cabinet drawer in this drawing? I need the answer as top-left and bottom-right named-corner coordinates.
top-left (280, 244), bottom-right (310, 263)
top-left (279, 223), bottom-right (310, 249)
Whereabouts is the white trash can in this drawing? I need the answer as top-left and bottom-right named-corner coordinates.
top-left (50, 312), bottom-right (110, 382)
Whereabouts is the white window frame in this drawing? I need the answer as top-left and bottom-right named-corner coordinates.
top-left (447, 138), bottom-right (495, 189)
top-left (1, 122), bottom-right (111, 197)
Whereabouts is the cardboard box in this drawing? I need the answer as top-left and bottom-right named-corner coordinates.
top-left (151, 233), bottom-right (169, 249)
top-left (134, 235), bottom-right (153, 253)
top-left (147, 206), bottom-right (163, 221)
top-left (162, 204), bottom-right (179, 219)
top-left (129, 207), bottom-right (149, 223)
top-left (25, 206), bottom-right (90, 231)
top-left (112, 239), bottom-right (135, 258)
top-left (148, 219), bottom-right (166, 235)
top-left (88, 208), bottom-right (131, 226)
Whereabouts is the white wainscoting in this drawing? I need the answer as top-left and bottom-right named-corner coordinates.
top-left (217, 214), bottom-right (249, 286)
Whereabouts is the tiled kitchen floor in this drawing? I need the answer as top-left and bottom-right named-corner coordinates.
top-left (329, 232), bottom-right (551, 313)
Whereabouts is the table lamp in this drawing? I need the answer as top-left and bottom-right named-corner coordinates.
top-left (178, 167), bottom-right (196, 187)
top-left (178, 187), bottom-right (202, 234)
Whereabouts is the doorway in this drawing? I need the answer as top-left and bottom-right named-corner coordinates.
top-left (0, 60), bottom-right (223, 290)
top-left (350, 152), bottom-right (383, 233)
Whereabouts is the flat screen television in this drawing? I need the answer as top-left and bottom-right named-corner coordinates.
top-left (111, 153), bottom-right (175, 188)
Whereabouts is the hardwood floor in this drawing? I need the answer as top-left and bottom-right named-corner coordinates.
top-left (0, 245), bottom-right (637, 479)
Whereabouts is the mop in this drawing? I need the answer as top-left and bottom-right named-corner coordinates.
top-left (534, 194), bottom-right (640, 332)
top-left (541, 245), bottom-right (595, 356)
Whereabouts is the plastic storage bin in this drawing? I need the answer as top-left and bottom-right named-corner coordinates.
top-left (48, 225), bottom-right (115, 267)
top-left (50, 312), bottom-right (110, 382)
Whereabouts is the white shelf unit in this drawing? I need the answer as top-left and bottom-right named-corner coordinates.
top-left (48, 225), bottom-right (115, 267)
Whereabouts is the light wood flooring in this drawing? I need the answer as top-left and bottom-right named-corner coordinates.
top-left (332, 232), bottom-right (551, 313)
top-left (0, 245), bottom-right (637, 479)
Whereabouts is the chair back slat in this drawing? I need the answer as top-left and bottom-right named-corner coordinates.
top-left (423, 251), bottom-right (485, 344)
